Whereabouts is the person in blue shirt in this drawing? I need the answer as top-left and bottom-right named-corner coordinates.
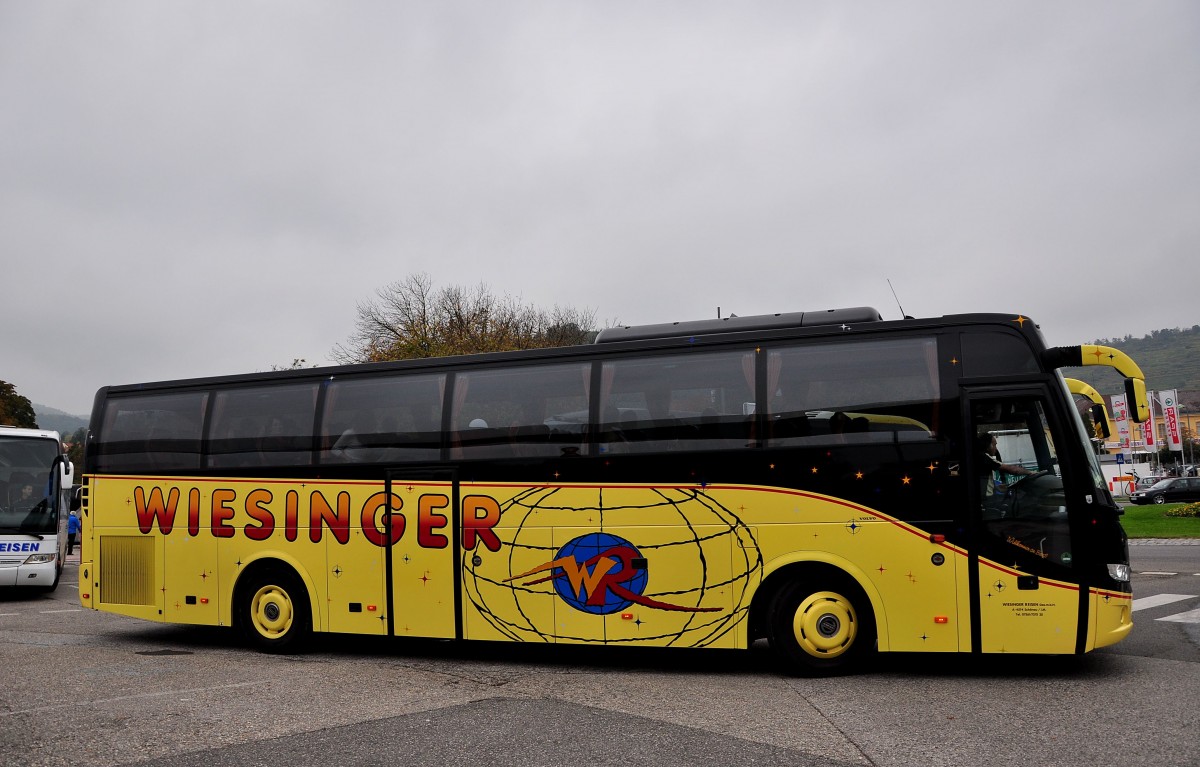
top-left (67, 511), bottom-right (81, 555)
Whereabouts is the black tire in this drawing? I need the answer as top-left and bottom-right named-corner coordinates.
top-left (1153, 495), bottom-right (1166, 505)
top-left (768, 579), bottom-right (874, 676)
top-left (39, 561), bottom-right (63, 594)
top-left (237, 567), bottom-right (311, 653)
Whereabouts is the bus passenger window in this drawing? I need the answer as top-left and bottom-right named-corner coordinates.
top-left (94, 392), bottom-right (208, 472)
top-left (767, 338), bottom-right (939, 447)
top-left (452, 363), bottom-right (590, 459)
top-left (206, 383), bottom-right (318, 468)
top-left (599, 350), bottom-right (754, 454)
top-left (319, 374), bottom-right (445, 463)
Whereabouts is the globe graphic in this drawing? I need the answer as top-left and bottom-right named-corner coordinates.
top-left (552, 532), bottom-right (649, 615)
top-left (462, 485), bottom-right (762, 647)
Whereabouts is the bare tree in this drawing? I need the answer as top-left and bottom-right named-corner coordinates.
top-left (333, 274), bottom-right (597, 363)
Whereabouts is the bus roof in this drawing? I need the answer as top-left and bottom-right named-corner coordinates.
top-left (594, 307), bottom-right (884, 344)
top-left (0, 425), bottom-right (62, 442)
top-left (91, 310), bottom-right (1052, 402)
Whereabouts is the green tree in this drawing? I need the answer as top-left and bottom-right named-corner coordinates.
top-left (334, 274), bottom-right (597, 363)
top-left (1156, 427), bottom-right (1197, 471)
top-left (0, 381), bottom-right (38, 428)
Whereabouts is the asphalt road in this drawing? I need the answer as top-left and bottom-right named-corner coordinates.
top-left (1, 545), bottom-right (1197, 767)
top-left (1118, 540), bottom-right (1200, 664)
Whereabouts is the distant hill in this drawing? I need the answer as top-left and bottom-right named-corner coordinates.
top-left (1064, 325), bottom-right (1200, 405)
top-left (33, 403), bottom-right (89, 435)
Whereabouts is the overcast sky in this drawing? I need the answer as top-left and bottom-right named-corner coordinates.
top-left (3, 2), bottom-right (1198, 417)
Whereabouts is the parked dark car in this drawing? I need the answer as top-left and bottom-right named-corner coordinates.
top-left (1134, 476), bottom-right (1164, 491)
top-left (1129, 477), bottom-right (1200, 505)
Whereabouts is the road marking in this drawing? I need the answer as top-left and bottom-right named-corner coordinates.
top-left (1157, 608), bottom-right (1200, 624)
top-left (1140, 571), bottom-right (1178, 576)
top-left (0, 680), bottom-right (264, 717)
top-left (40, 609), bottom-right (82, 614)
top-left (1132, 593), bottom-right (1196, 611)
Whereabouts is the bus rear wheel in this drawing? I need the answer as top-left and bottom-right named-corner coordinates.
top-left (238, 568), bottom-right (311, 653)
top-left (769, 581), bottom-right (873, 675)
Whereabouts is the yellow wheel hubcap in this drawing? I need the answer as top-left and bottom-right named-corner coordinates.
top-left (250, 584), bottom-right (294, 640)
top-left (792, 591), bottom-right (857, 659)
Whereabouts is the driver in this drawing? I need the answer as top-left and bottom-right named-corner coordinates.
top-left (978, 433), bottom-right (1035, 512)
top-left (16, 484), bottom-right (46, 513)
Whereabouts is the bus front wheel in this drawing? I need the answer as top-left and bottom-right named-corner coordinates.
top-left (769, 580), bottom-right (873, 675)
top-left (39, 561), bottom-right (62, 594)
top-left (237, 568), bottom-right (311, 653)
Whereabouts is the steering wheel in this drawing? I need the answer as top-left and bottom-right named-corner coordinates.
top-left (1003, 471), bottom-right (1051, 517)
top-left (1009, 470), bottom-right (1049, 488)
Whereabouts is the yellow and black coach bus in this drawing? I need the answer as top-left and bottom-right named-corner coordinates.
top-left (80, 308), bottom-right (1147, 674)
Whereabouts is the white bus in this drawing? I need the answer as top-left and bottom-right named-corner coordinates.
top-left (0, 426), bottom-right (75, 592)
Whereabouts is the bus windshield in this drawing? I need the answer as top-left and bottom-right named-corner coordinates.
top-left (0, 435), bottom-right (60, 535)
top-left (1057, 374), bottom-right (1107, 493)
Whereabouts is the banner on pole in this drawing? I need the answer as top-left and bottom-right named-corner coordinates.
top-left (1162, 389), bottom-right (1183, 452)
top-left (1113, 394), bottom-right (1131, 449)
top-left (1144, 390), bottom-right (1156, 448)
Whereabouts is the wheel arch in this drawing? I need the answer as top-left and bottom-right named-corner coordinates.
top-left (748, 552), bottom-right (889, 652)
top-left (226, 553), bottom-right (323, 633)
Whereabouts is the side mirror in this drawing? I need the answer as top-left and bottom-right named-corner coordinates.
top-left (1090, 404), bottom-right (1111, 439)
top-left (1125, 378), bottom-right (1148, 423)
top-left (70, 485), bottom-right (82, 512)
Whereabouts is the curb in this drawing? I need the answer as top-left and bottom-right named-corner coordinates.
top-left (1129, 538), bottom-right (1200, 545)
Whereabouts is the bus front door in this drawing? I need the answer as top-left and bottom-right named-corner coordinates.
top-left (385, 469), bottom-right (458, 639)
top-left (966, 392), bottom-right (1082, 655)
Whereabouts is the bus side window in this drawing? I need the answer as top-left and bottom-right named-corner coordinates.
top-left (599, 350), bottom-right (754, 454)
top-left (94, 392), bottom-right (208, 473)
top-left (767, 337), bottom-right (939, 447)
top-left (452, 363), bottom-right (590, 460)
top-left (960, 332), bottom-right (1040, 377)
top-left (318, 373), bottom-right (445, 463)
top-left (206, 383), bottom-right (318, 468)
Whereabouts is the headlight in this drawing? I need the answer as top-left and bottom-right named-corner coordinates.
top-left (1107, 563), bottom-right (1130, 582)
top-left (24, 553), bottom-right (55, 565)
